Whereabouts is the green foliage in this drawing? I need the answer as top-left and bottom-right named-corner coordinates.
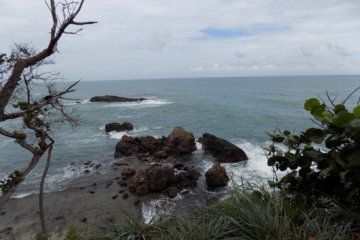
top-left (266, 96), bottom-right (360, 212)
top-left (64, 225), bottom-right (81, 240)
top-left (95, 185), bottom-right (352, 240)
top-left (0, 170), bottom-right (24, 193)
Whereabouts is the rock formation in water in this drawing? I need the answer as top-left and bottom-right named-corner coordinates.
top-left (114, 126), bottom-right (196, 160)
top-left (205, 161), bottom-right (229, 188)
top-left (198, 133), bottom-right (248, 163)
top-left (128, 163), bottom-right (201, 197)
top-left (105, 122), bottom-right (134, 132)
top-left (90, 95), bottom-right (147, 102)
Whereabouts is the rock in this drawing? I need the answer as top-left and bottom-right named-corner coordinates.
top-left (133, 199), bottom-right (140, 206)
top-left (121, 165), bottom-right (136, 176)
top-left (174, 163), bottom-right (185, 169)
top-left (114, 135), bottom-right (164, 159)
top-left (105, 122), bottom-right (134, 132)
top-left (167, 187), bottom-right (179, 198)
top-left (165, 126), bottom-right (196, 155)
top-left (80, 217), bottom-right (87, 223)
top-left (128, 170), bottom-right (149, 195)
top-left (184, 165), bottom-right (201, 180)
top-left (147, 165), bottom-right (176, 191)
top-left (123, 193), bottom-right (129, 199)
top-left (119, 190), bottom-right (125, 194)
top-left (198, 133), bottom-right (248, 163)
top-left (128, 164), bottom-right (198, 196)
top-left (205, 162), bottom-right (230, 188)
top-left (90, 95), bottom-right (147, 103)
top-left (112, 195), bottom-right (118, 200)
top-left (114, 127), bottom-right (196, 160)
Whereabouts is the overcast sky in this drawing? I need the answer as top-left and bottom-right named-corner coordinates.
top-left (0, 0), bottom-right (359, 81)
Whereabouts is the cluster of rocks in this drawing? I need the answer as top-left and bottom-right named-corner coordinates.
top-left (90, 95), bottom-right (147, 103)
top-left (109, 126), bottom-right (249, 196)
top-left (105, 122), bottom-right (134, 132)
top-left (114, 126), bottom-right (196, 160)
top-left (128, 164), bottom-right (201, 198)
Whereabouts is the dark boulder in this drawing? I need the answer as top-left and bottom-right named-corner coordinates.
top-left (114, 127), bottom-right (196, 160)
top-left (105, 122), bottom-right (134, 132)
top-left (165, 126), bottom-right (197, 155)
top-left (128, 164), bottom-right (200, 197)
top-left (147, 165), bottom-right (176, 191)
top-left (128, 170), bottom-right (149, 195)
top-left (205, 162), bottom-right (230, 188)
top-left (121, 165), bottom-right (136, 176)
top-left (90, 95), bottom-right (147, 102)
top-left (114, 135), bottom-right (165, 159)
top-left (198, 133), bottom-right (248, 163)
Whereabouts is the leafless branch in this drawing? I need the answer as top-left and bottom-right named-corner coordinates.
top-left (342, 86), bottom-right (360, 105)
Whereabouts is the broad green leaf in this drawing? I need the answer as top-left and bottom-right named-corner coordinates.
top-left (334, 104), bottom-right (346, 112)
top-left (333, 111), bottom-right (355, 127)
top-left (304, 98), bottom-right (320, 111)
top-left (353, 106), bottom-right (360, 117)
top-left (322, 111), bottom-right (333, 122)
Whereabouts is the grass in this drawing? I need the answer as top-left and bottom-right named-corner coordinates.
top-left (91, 183), bottom-right (357, 240)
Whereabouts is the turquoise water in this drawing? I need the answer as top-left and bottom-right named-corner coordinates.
top-left (0, 75), bottom-right (359, 197)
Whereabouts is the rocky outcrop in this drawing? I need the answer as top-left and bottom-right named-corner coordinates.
top-left (90, 95), bottom-right (147, 102)
top-left (165, 126), bottom-right (197, 155)
top-left (114, 127), bottom-right (196, 160)
top-left (105, 122), bottom-right (134, 132)
top-left (128, 164), bottom-right (201, 197)
top-left (121, 165), bottom-right (136, 176)
top-left (205, 162), bottom-right (229, 188)
top-left (198, 133), bottom-right (248, 163)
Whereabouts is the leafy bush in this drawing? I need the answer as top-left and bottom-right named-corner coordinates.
top-left (266, 93), bottom-right (360, 212)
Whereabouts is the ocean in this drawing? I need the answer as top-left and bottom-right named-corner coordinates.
top-left (0, 75), bottom-right (359, 199)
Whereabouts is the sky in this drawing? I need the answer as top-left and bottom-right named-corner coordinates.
top-left (0, 0), bottom-right (360, 81)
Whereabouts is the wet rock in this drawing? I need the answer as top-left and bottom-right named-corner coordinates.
top-left (105, 122), bottom-right (134, 132)
top-left (133, 199), bottom-right (140, 206)
top-left (87, 190), bottom-right (95, 194)
top-left (128, 171), bottom-right (149, 195)
top-left (184, 165), bottom-right (201, 180)
top-left (128, 164), bottom-right (199, 197)
top-left (165, 126), bottom-right (196, 155)
top-left (95, 164), bottom-right (101, 169)
top-left (121, 165), bottom-right (136, 176)
top-left (198, 133), bottom-right (248, 163)
top-left (112, 195), bottom-right (118, 200)
top-left (118, 190), bottom-right (125, 194)
top-left (114, 127), bottom-right (196, 160)
top-left (205, 162), bottom-right (230, 188)
top-left (84, 170), bottom-right (90, 174)
top-left (113, 162), bottom-right (128, 166)
top-left (174, 162), bottom-right (185, 169)
top-left (80, 217), bottom-right (87, 223)
top-left (166, 187), bottom-right (179, 198)
top-left (90, 95), bottom-right (147, 103)
top-left (122, 193), bottom-right (129, 199)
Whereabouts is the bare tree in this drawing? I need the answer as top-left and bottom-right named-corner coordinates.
top-left (0, 0), bottom-right (96, 233)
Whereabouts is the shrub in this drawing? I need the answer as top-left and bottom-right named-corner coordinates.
top-left (266, 93), bottom-right (360, 213)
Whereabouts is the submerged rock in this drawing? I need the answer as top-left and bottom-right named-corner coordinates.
top-left (198, 133), bottom-right (248, 163)
top-left (114, 126), bottom-right (196, 160)
top-left (205, 162), bottom-right (230, 188)
top-left (105, 122), bottom-right (134, 132)
top-left (90, 95), bottom-right (147, 102)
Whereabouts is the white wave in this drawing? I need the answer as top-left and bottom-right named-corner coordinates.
top-left (12, 192), bottom-right (34, 199)
top-left (104, 99), bottom-right (172, 108)
top-left (195, 141), bottom-right (203, 151)
top-left (108, 126), bottom-right (161, 139)
top-left (116, 115), bottom-right (133, 119)
top-left (142, 198), bottom-right (177, 224)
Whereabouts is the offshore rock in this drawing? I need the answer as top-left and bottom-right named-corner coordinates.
top-left (114, 127), bottom-right (196, 160)
top-left (205, 162), bottom-right (230, 188)
top-left (198, 133), bottom-right (248, 163)
top-left (105, 122), bottom-right (134, 132)
top-left (90, 95), bottom-right (147, 102)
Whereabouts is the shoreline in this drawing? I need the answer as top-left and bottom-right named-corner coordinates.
top-left (0, 158), bottom-right (148, 240)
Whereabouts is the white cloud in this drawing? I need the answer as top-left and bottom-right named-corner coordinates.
top-left (0, 0), bottom-right (359, 80)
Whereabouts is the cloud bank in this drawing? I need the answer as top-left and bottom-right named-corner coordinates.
top-left (0, 0), bottom-right (359, 80)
